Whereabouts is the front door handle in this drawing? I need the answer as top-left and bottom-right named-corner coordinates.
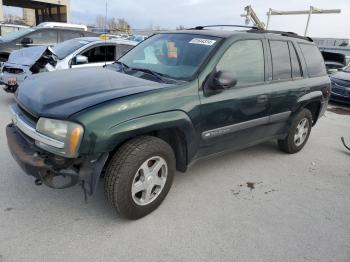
top-left (257, 95), bottom-right (269, 104)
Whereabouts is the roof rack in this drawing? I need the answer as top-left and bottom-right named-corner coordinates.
top-left (247, 29), bottom-right (313, 42)
top-left (188, 25), bottom-right (259, 30)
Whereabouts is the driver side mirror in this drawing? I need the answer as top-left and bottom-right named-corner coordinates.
top-left (20, 37), bottom-right (33, 46)
top-left (74, 55), bottom-right (88, 65)
top-left (210, 70), bottom-right (238, 90)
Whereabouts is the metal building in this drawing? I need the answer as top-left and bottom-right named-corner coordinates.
top-left (0, 0), bottom-right (70, 26)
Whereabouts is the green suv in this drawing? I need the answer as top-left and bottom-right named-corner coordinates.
top-left (6, 26), bottom-right (330, 219)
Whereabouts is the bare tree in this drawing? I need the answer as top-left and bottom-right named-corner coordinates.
top-left (108, 17), bottom-right (117, 31)
top-left (116, 18), bottom-right (130, 32)
top-left (176, 25), bottom-right (186, 30)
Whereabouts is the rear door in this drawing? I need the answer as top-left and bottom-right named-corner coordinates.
top-left (198, 38), bottom-right (271, 157)
top-left (265, 40), bottom-right (304, 136)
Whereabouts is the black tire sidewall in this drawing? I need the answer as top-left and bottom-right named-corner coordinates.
top-left (287, 109), bottom-right (313, 153)
top-left (112, 138), bottom-right (175, 219)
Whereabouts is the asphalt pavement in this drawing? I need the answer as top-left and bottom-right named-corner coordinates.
top-left (0, 91), bottom-right (349, 262)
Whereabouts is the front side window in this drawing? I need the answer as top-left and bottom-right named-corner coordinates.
top-left (216, 39), bottom-right (265, 86)
top-left (299, 43), bottom-right (327, 77)
top-left (28, 30), bottom-right (58, 45)
top-left (119, 33), bottom-right (220, 80)
top-left (81, 45), bottom-right (116, 63)
top-left (270, 40), bottom-right (291, 80)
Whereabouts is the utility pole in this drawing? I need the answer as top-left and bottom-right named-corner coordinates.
top-left (265, 6), bottom-right (341, 36)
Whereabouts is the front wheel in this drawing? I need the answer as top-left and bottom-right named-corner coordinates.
top-left (278, 108), bottom-right (313, 154)
top-left (104, 136), bottom-right (175, 219)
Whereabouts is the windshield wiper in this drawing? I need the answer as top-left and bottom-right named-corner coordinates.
top-left (113, 61), bottom-right (130, 72)
top-left (128, 67), bottom-right (166, 83)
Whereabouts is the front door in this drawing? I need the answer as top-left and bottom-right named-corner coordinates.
top-left (198, 39), bottom-right (271, 157)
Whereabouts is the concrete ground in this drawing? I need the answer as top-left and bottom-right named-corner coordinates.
top-left (0, 92), bottom-right (349, 262)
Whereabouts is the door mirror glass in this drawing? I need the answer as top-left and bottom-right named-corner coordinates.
top-left (211, 71), bottom-right (237, 90)
top-left (20, 37), bottom-right (33, 46)
top-left (75, 55), bottom-right (88, 65)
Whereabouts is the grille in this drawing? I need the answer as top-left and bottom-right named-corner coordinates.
top-left (17, 104), bottom-right (38, 125)
top-left (3, 67), bottom-right (24, 74)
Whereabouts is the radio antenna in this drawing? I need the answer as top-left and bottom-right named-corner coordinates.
top-left (104, 0), bottom-right (108, 66)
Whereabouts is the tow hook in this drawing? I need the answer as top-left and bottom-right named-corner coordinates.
top-left (35, 179), bottom-right (43, 186)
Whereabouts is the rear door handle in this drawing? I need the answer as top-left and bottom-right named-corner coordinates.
top-left (257, 95), bottom-right (269, 103)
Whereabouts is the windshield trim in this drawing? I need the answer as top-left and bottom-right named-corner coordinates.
top-left (118, 33), bottom-right (224, 82)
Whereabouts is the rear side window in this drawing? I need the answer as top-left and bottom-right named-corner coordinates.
top-left (288, 42), bottom-right (302, 78)
top-left (299, 43), bottom-right (327, 77)
top-left (269, 41), bottom-right (291, 80)
top-left (216, 39), bottom-right (265, 85)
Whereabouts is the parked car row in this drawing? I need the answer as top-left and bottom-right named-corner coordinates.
top-left (0, 26), bottom-right (96, 63)
top-left (1, 37), bottom-right (137, 92)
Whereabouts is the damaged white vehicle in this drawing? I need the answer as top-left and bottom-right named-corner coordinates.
top-left (1, 37), bottom-right (137, 93)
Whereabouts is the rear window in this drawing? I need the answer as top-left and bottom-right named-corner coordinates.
top-left (299, 43), bottom-right (327, 77)
top-left (269, 41), bottom-right (291, 80)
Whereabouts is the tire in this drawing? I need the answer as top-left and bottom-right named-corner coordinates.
top-left (104, 136), bottom-right (175, 219)
top-left (278, 108), bottom-right (313, 154)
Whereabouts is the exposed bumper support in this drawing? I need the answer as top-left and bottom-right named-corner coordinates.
top-left (6, 124), bottom-right (108, 196)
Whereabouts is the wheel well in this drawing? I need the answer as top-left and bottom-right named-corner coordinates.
top-left (153, 128), bottom-right (188, 172)
top-left (106, 128), bottom-right (188, 173)
top-left (304, 101), bottom-right (321, 125)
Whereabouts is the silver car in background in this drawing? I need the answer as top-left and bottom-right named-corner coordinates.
top-left (1, 37), bottom-right (137, 93)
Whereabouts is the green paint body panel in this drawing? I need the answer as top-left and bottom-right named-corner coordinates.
top-left (68, 32), bottom-right (330, 166)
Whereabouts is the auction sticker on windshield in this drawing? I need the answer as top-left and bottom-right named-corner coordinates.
top-left (189, 38), bottom-right (216, 46)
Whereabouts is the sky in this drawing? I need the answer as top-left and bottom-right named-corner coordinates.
top-left (4, 0), bottom-right (350, 38)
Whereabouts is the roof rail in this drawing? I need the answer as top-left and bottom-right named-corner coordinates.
top-left (188, 25), bottom-right (259, 30)
top-left (247, 29), bottom-right (313, 42)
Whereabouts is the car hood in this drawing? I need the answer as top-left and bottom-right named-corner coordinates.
top-left (332, 71), bottom-right (350, 82)
top-left (6, 45), bottom-right (55, 66)
top-left (16, 67), bottom-right (166, 118)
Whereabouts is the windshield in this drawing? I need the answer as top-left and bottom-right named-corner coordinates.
top-left (52, 39), bottom-right (90, 59)
top-left (119, 33), bottom-right (220, 80)
top-left (0, 28), bottom-right (34, 42)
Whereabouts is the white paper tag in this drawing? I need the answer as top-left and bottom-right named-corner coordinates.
top-left (189, 38), bottom-right (216, 46)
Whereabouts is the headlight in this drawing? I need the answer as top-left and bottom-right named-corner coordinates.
top-left (36, 118), bottom-right (84, 158)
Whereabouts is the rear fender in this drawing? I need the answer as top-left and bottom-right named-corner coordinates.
top-left (292, 91), bottom-right (324, 124)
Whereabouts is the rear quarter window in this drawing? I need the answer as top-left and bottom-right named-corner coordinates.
top-left (299, 43), bottom-right (327, 77)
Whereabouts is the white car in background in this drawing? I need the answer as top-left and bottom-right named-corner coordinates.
top-left (1, 37), bottom-right (137, 93)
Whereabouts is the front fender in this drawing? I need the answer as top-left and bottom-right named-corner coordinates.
top-left (103, 110), bottom-right (197, 158)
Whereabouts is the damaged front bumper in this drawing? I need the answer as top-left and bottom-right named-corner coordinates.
top-left (6, 124), bottom-right (108, 196)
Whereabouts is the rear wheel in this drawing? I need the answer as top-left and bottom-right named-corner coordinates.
top-left (104, 136), bottom-right (175, 219)
top-left (278, 108), bottom-right (313, 154)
